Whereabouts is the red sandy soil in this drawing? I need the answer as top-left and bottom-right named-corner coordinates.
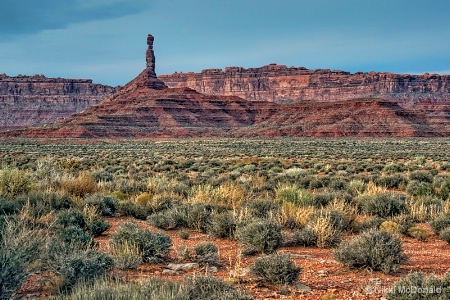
top-left (17, 218), bottom-right (450, 300)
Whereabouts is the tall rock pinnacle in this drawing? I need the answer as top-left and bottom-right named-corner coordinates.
top-left (146, 34), bottom-right (156, 74)
top-left (142, 34), bottom-right (167, 90)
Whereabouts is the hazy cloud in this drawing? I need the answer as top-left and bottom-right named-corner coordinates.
top-left (0, 0), bottom-right (152, 38)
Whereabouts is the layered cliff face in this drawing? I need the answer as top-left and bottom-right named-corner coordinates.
top-left (159, 64), bottom-right (450, 105)
top-left (0, 73), bottom-right (117, 131)
top-left (3, 34), bottom-right (450, 138)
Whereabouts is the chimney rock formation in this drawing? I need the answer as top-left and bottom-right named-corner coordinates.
top-left (142, 34), bottom-right (167, 90)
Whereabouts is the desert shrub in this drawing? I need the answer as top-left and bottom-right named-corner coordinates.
top-left (237, 220), bottom-right (283, 254)
top-left (276, 184), bottom-right (313, 206)
top-left (117, 200), bottom-right (147, 220)
top-left (429, 212), bottom-right (450, 234)
top-left (312, 193), bottom-right (334, 209)
top-left (329, 176), bottom-right (348, 191)
top-left (347, 179), bottom-right (366, 195)
top-left (333, 229), bottom-right (406, 274)
top-left (407, 226), bottom-right (429, 241)
top-left (82, 206), bottom-right (110, 237)
top-left (293, 226), bottom-right (318, 247)
top-left (406, 180), bottom-right (434, 196)
top-left (243, 199), bottom-right (280, 219)
top-left (109, 241), bottom-right (143, 269)
top-left (438, 227), bottom-right (450, 244)
top-left (50, 226), bottom-right (95, 254)
top-left (407, 195), bottom-right (443, 222)
top-left (184, 275), bottom-right (251, 300)
top-left (84, 193), bottom-right (117, 216)
top-left (55, 209), bottom-right (86, 228)
top-left (356, 216), bottom-right (386, 232)
top-left (358, 193), bottom-right (406, 217)
top-left (441, 178), bottom-right (450, 200)
top-left (250, 253), bottom-right (301, 285)
top-left (385, 271), bottom-right (450, 300)
top-left (383, 164), bottom-right (404, 173)
top-left (194, 241), bottom-right (219, 265)
top-left (0, 216), bottom-right (46, 299)
top-left (389, 214), bottom-right (415, 235)
top-left (208, 211), bottom-right (237, 239)
top-left (375, 175), bottom-right (408, 189)
top-left (63, 277), bottom-right (185, 300)
top-left (149, 208), bottom-right (184, 230)
top-left (409, 171), bottom-right (434, 183)
top-left (52, 250), bottom-right (114, 293)
top-left (310, 210), bottom-right (347, 232)
top-left (178, 230), bottom-right (190, 240)
top-left (303, 212), bottom-right (342, 247)
top-left (183, 203), bottom-right (215, 233)
top-left (110, 221), bottom-right (171, 262)
top-left (379, 221), bottom-right (402, 234)
top-left (0, 197), bottom-right (22, 215)
top-left (61, 172), bottom-right (97, 197)
top-left (0, 167), bottom-right (31, 199)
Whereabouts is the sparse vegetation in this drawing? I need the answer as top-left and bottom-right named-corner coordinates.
top-left (1, 138), bottom-right (450, 298)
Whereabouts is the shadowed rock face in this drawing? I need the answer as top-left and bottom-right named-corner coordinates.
top-left (0, 74), bottom-right (117, 131)
top-left (158, 65), bottom-right (450, 105)
top-left (3, 34), bottom-right (450, 138)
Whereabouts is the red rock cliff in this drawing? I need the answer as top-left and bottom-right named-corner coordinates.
top-left (0, 74), bottom-right (117, 131)
top-left (159, 65), bottom-right (450, 105)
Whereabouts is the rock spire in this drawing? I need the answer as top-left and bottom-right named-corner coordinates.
top-left (143, 34), bottom-right (167, 90)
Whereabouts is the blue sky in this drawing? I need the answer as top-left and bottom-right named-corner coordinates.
top-left (1, 0), bottom-right (449, 86)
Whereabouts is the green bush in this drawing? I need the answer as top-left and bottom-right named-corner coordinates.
top-left (63, 277), bottom-right (185, 300)
top-left (194, 241), bottom-right (219, 265)
top-left (56, 209), bottom-right (86, 228)
top-left (250, 253), bottom-right (301, 285)
top-left (0, 167), bottom-right (31, 199)
top-left (406, 180), bottom-right (434, 196)
top-left (429, 212), bottom-right (450, 234)
top-left (356, 216), bottom-right (386, 232)
top-left (243, 199), bottom-right (280, 219)
top-left (333, 229), bottom-right (406, 274)
top-left (409, 171), bottom-right (434, 183)
top-left (0, 197), bottom-right (22, 215)
top-left (293, 227), bottom-right (317, 247)
top-left (407, 226), bottom-right (429, 241)
top-left (110, 221), bottom-right (171, 262)
top-left (358, 193), bottom-right (406, 217)
top-left (53, 250), bottom-right (114, 293)
top-left (375, 175), bottom-right (408, 189)
top-left (276, 184), bottom-right (313, 206)
top-left (389, 214), bottom-right (415, 234)
top-left (178, 230), bottom-right (190, 240)
top-left (184, 275), bottom-right (251, 300)
top-left (117, 200), bottom-right (148, 220)
top-left (438, 227), bottom-right (450, 244)
top-left (50, 226), bottom-right (95, 254)
top-left (208, 211), bottom-right (236, 239)
top-left (84, 194), bottom-right (117, 216)
top-left (237, 220), bottom-right (283, 254)
top-left (0, 216), bottom-right (46, 299)
top-left (385, 271), bottom-right (450, 300)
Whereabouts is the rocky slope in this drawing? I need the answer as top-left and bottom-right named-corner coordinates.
top-left (0, 73), bottom-right (117, 131)
top-left (159, 65), bottom-right (450, 105)
top-left (3, 34), bottom-right (450, 138)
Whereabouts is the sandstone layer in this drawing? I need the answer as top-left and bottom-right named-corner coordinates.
top-left (3, 34), bottom-right (450, 138)
top-left (0, 73), bottom-right (117, 131)
top-left (159, 64), bottom-right (450, 105)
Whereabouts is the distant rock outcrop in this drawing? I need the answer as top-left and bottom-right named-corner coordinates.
top-left (0, 73), bottom-right (117, 131)
top-left (4, 34), bottom-right (450, 138)
top-left (159, 65), bottom-right (450, 106)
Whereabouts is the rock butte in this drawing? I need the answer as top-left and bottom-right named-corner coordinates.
top-left (159, 65), bottom-right (450, 107)
top-left (2, 34), bottom-right (450, 138)
top-left (0, 74), bottom-right (117, 132)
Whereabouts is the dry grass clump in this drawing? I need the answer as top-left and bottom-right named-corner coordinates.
top-left (60, 171), bottom-right (97, 198)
